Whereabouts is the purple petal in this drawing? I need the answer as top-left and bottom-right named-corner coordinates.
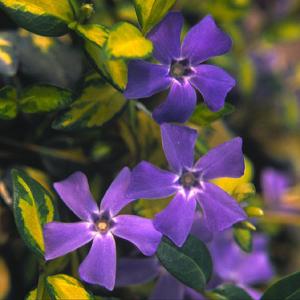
top-left (190, 64), bottom-right (235, 112)
top-left (124, 60), bottom-right (171, 99)
top-left (195, 137), bottom-right (244, 180)
top-left (153, 81), bottom-right (197, 124)
top-left (112, 215), bottom-right (162, 256)
top-left (53, 172), bottom-right (99, 222)
top-left (116, 258), bottom-right (159, 287)
top-left (190, 213), bottom-right (214, 243)
top-left (150, 272), bottom-right (185, 300)
top-left (198, 182), bottom-right (247, 232)
top-left (148, 12), bottom-right (183, 64)
top-left (161, 123), bottom-right (198, 173)
top-left (79, 233), bottom-right (116, 290)
top-left (100, 167), bottom-right (134, 217)
top-left (185, 288), bottom-right (206, 300)
top-left (154, 193), bottom-right (196, 246)
top-left (44, 222), bottom-right (94, 260)
top-left (242, 286), bottom-right (262, 300)
top-left (127, 161), bottom-right (178, 199)
top-left (181, 15), bottom-right (232, 65)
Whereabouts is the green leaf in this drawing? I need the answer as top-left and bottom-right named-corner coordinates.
top-left (233, 227), bottom-right (252, 253)
top-left (26, 288), bottom-right (37, 300)
top-left (190, 103), bottom-right (235, 127)
top-left (105, 22), bottom-right (153, 59)
top-left (0, 0), bottom-right (74, 36)
top-left (134, 0), bottom-right (176, 34)
top-left (20, 85), bottom-right (72, 113)
top-left (213, 284), bottom-right (253, 300)
top-left (12, 169), bottom-right (58, 258)
top-left (0, 85), bottom-right (17, 119)
top-left (261, 271), bottom-right (300, 300)
top-left (156, 235), bottom-right (212, 292)
top-left (0, 32), bottom-right (18, 76)
top-left (46, 274), bottom-right (94, 300)
top-left (71, 23), bottom-right (108, 48)
top-left (85, 41), bottom-right (127, 91)
top-left (53, 76), bottom-right (126, 130)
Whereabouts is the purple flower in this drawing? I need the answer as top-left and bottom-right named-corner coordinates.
top-left (127, 123), bottom-right (247, 247)
top-left (124, 13), bottom-right (235, 124)
top-left (43, 168), bottom-right (162, 290)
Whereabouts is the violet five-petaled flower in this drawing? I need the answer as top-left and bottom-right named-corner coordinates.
top-left (124, 12), bottom-right (236, 124)
top-left (127, 123), bottom-right (247, 247)
top-left (43, 168), bottom-right (162, 290)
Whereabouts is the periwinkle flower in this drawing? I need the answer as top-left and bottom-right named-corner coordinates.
top-left (124, 12), bottom-right (235, 124)
top-left (127, 123), bottom-right (247, 247)
top-left (43, 168), bottom-right (162, 290)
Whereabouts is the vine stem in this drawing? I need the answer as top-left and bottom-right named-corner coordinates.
top-left (36, 273), bottom-right (46, 300)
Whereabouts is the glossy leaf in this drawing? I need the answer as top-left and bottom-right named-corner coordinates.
top-left (53, 76), bottom-right (126, 130)
top-left (0, 86), bottom-right (17, 119)
top-left (12, 169), bottom-right (57, 258)
top-left (190, 103), bottom-right (235, 127)
top-left (46, 274), bottom-right (94, 300)
top-left (0, 32), bottom-right (18, 76)
top-left (0, 0), bottom-right (74, 36)
top-left (156, 235), bottom-right (212, 292)
top-left (261, 271), bottom-right (300, 300)
top-left (233, 227), bottom-right (252, 253)
top-left (213, 284), bottom-right (253, 300)
top-left (106, 22), bottom-right (153, 59)
top-left (134, 0), bottom-right (176, 34)
top-left (20, 85), bottom-right (72, 113)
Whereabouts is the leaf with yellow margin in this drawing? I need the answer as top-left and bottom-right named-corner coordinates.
top-left (12, 169), bottom-right (58, 258)
top-left (0, 32), bottom-right (18, 76)
top-left (0, 86), bottom-right (17, 119)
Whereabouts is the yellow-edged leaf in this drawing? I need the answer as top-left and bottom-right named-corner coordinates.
top-left (46, 274), bottom-right (94, 300)
top-left (0, 32), bottom-right (18, 76)
top-left (106, 22), bottom-right (153, 59)
top-left (0, 85), bottom-right (17, 119)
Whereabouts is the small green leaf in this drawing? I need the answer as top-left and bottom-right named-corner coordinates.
top-left (213, 284), bottom-right (253, 300)
top-left (156, 235), bottom-right (212, 292)
top-left (0, 0), bottom-right (74, 36)
top-left (46, 274), bottom-right (94, 300)
top-left (0, 85), bottom-right (17, 119)
top-left (25, 288), bottom-right (38, 300)
top-left (53, 76), bottom-right (126, 130)
top-left (106, 22), bottom-right (153, 59)
top-left (261, 271), bottom-right (300, 300)
top-left (12, 169), bottom-right (58, 258)
top-left (20, 85), bottom-right (72, 113)
top-left (233, 227), bottom-right (252, 253)
top-left (190, 103), bottom-right (235, 127)
top-left (134, 0), bottom-right (176, 34)
top-left (0, 32), bottom-right (18, 76)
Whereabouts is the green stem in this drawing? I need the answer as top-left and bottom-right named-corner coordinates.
top-left (36, 273), bottom-right (46, 300)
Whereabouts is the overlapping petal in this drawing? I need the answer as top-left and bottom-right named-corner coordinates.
top-left (161, 123), bottom-right (197, 173)
top-left (154, 193), bottom-right (196, 246)
top-left (124, 60), bottom-right (171, 99)
top-left (79, 233), bottom-right (116, 290)
top-left (127, 161), bottom-right (178, 199)
top-left (181, 15), bottom-right (232, 65)
top-left (195, 137), bottom-right (244, 180)
top-left (153, 81), bottom-right (197, 124)
top-left (190, 64), bottom-right (235, 112)
top-left (44, 221), bottom-right (95, 260)
top-left (148, 12), bottom-right (183, 64)
top-left (112, 215), bottom-right (162, 256)
top-left (53, 172), bottom-right (99, 222)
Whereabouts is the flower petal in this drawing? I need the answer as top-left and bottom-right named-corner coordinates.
top-left (153, 81), bottom-right (197, 124)
top-left (150, 272), bottom-right (185, 300)
top-left (198, 182), bottom-right (247, 232)
top-left (190, 212), bottom-right (213, 243)
top-left (124, 60), bottom-right (171, 99)
top-left (148, 12), bottom-right (183, 64)
top-left (185, 288), bottom-right (206, 300)
top-left (181, 15), bottom-right (232, 65)
top-left (100, 167), bottom-right (134, 216)
top-left (195, 137), bottom-right (244, 180)
top-left (44, 222), bottom-right (94, 260)
top-left (154, 193), bottom-right (196, 246)
top-left (112, 215), bottom-right (162, 256)
top-left (190, 64), bottom-right (235, 112)
top-left (79, 233), bottom-right (116, 290)
top-left (161, 123), bottom-right (197, 173)
top-left (116, 258), bottom-right (159, 287)
top-left (53, 172), bottom-right (99, 222)
top-left (127, 161), bottom-right (178, 199)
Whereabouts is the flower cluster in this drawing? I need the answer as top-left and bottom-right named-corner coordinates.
top-left (43, 13), bottom-right (249, 291)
